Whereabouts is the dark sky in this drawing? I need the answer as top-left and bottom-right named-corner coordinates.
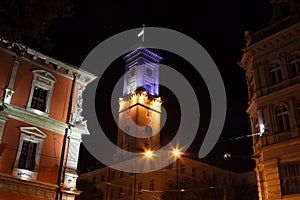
top-left (41, 0), bottom-right (273, 173)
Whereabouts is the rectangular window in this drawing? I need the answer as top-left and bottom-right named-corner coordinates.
top-left (150, 179), bottom-right (154, 191)
top-left (213, 173), bottom-right (218, 184)
top-left (138, 182), bottom-right (143, 193)
top-left (27, 70), bottom-right (56, 116)
top-left (128, 184), bottom-right (133, 196)
top-left (18, 140), bottom-right (37, 171)
top-left (31, 86), bottom-right (48, 112)
top-left (110, 188), bottom-right (114, 199)
top-left (118, 187), bottom-right (123, 198)
top-left (111, 171), bottom-right (115, 180)
top-left (92, 177), bottom-right (96, 184)
top-left (168, 162), bottom-right (173, 170)
top-left (192, 167), bottom-right (196, 177)
top-left (280, 161), bottom-right (300, 195)
top-left (101, 174), bottom-right (105, 182)
top-left (202, 171), bottom-right (207, 180)
top-left (168, 180), bottom-right (174, 189)
top-left (120, 171), bottom-right (124, 178)
top-left (180, 164), bottom-right (185, 174)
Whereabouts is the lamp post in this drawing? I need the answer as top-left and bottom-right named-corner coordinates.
top-left (172, 149), bottom-right (181, 200)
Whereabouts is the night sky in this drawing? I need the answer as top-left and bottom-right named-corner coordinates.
top-left (37, 0), bottom-right (273, 173)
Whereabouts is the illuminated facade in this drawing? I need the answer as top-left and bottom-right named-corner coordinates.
top-left (80, 156), bottom-right (255, 200)
top-left (80, 47), bottom-right (256, 200)
top-left (0, 40), bottom-right (96, 199)
top-left (239, 1), bottom-right (300, 199)
top-left (116, 48), bottom-right (162, 156)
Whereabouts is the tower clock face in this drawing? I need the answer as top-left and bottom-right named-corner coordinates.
top-left (129, 67), bottom-right (136, 77)
top-left (146, 67), bottom-right (153, 77)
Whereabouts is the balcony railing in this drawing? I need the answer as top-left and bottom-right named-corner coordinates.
top-left (254, 129), bottom-right (300, 149)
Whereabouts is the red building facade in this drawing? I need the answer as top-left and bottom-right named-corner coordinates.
top-left (0, 40), bottom-right (96, 200)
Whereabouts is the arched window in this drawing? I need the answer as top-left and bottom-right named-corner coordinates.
top-left (297, 102), bottom-right (300, 127)
top-left (270, 60), bottom-right (283, 84)
top-left (247, 72), bottom-right (254, 99)
top-left (289, 52), bottom-right (300, 77)
top-left (276, 105), bottom-right (291, 132)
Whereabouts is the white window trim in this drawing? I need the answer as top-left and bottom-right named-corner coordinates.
top-left (289, 51), bottom-right (300, 76)
top-left (12, 127), bottom-right (46, 181)
top-left (270, 60), bottom-right (282, 84)
top-left (26, 70), bottom-right (56, 117)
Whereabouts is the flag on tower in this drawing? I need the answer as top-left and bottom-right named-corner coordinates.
top-left (137, 29), bottom-right (144, 37)
top-left (137, 26), bottom-right (145, 42)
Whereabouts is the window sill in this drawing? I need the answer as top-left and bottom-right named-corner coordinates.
top-left (12, 168), bottom-right (38, 181)
top-left (26, 107), bottom-right (49, 117)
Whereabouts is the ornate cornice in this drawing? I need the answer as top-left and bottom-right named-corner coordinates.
top-left (0, 41), bottom-right (97, 86)
top-left (243, 22), bottom-right (300, 57)
top-left (1, 104), bottom-right (67, 135)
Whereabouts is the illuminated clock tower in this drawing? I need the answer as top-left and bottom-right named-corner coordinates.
top-left (116, 47), bottom-right (163, 155)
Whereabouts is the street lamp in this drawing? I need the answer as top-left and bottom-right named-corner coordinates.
top-left (144, 150), bottom-right (153, 158)
top-left (172, 149), bottom-right (182, 200)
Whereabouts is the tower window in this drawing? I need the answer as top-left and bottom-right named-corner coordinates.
top-left (270, 61), bottom-right (283, 84)
top-left (276, 105), bottom-right (291, 132)
top-left (145, 126), bottom-right (153, 136)
top-left (279, 161), bottom-right (300, 195)
top-left (289, 53), bottom-right (300, 77)
top-left (145, 83), bottom-right (152, 94)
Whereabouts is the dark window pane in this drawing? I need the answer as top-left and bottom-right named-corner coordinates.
top-left (18, 140), bottom-right (37, 171)
top-left (31, 86), bottom-right (48, 112)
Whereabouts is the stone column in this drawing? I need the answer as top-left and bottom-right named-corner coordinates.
top-left (4, 56), bottom-right (21, 104)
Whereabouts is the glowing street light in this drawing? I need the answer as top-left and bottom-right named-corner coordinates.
top-left (172, 149), bottom-right (181, 157)
top-left (145, 150), bottom-right (153, 158)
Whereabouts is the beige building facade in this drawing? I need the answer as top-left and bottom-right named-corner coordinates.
top-left (80, 156), bottom-right (255, 200)
top-left (239, 1), bottom-right (300, 199)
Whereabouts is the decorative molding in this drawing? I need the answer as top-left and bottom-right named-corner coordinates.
top-left (12, 168), bottom-right (38, 181)
top-left (0, 173), bottom-right (58, 199)
top-left (2, 104), bottom-right (67, 135)
top-left (19, 127), bottom-right (47, 138)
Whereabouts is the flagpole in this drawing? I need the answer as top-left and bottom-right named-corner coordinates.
top-left (137, 24), bottom-right (145, 42)
top-left (142, 24), bottom-right (145, 42)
